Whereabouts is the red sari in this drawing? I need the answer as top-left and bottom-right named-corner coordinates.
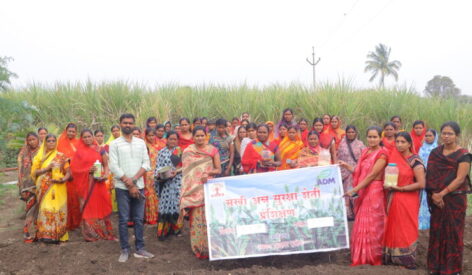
top-left (318, 131), bottom-right (335, 150)
top-left (381, 137), bottom-right (395, 154)
top-left (351, 147), bottom-right (388, 266)
top-left (70, 141), bottom-right (115, 241)
top-left (300, 129), bottom-right (309, 146)
top-left (179, 134), bottom-right (194, 151)
top-left (410, 127), bottom-right (426, 154)
top-left (241, 140), bottom-right (278, 173)
top-left (57, 129), bottom-right (81, 230)
top-left (383, 148), bottom-right (423, 268)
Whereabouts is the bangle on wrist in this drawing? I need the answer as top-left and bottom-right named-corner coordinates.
top-left (445, 186), bottom-right (451, 193)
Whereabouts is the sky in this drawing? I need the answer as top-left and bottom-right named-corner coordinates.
top-left (1, 0), bottom-right (471, 94)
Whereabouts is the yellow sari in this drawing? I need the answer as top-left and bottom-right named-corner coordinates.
top-left (278, 136), bottom-right (304, 170)
top-left (31, 141), bottom-right (69, 242)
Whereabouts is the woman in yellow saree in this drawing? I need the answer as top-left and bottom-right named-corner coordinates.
top-left (180, 126), bottom-right (221, 259)
top-left (278, 126), bottom-right (304, 170)
top-left (31, 134), bottom-right (70, 243)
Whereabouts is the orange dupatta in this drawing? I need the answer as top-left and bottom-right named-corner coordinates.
top-left (57, 129), bottom-right (79, 159)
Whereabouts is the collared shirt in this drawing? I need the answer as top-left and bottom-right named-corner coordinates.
top-left (109, 136), bottom-right (150, 190)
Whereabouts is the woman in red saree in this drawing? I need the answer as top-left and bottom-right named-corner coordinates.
top-left (383, 132), bottom-right (425, 269)
top-left (426, 121), bottom-right (471, 275)
top-left (178, 118), bottom-right (194, 151)
top-left (298, 118), bottom-right (309, 146)
top-left (330, 116), bottom-right (345, 150)
top-left (57, 123), bottom-right (82, 230)
top-left (278, 126), bottom-right (304, 170)
top-left (381, 122), bottom-right (396, 154)
top-left (322, 114), bottom-right (331, 133)
top-left (410, 120), bottom-right (426, 154)
top-left (180, 126), bottom-right (221, 259)
top-left (312, 118), bottom-right (337, 163)
top-left (242, 124), bottom-right (281, 173)
top-left (143, 127), bottom-right (165, 225)
top-left (70, 129), bottom-right (115, 241)
top-left (17, 132), bottom-right (40, 242)
top-left (297, 131), bottom-right (321, 168)
top-left (341, 126), bottom-right (388, 266)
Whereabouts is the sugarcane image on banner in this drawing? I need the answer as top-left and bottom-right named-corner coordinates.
top-left (204, 165), bottom-right (349, 261)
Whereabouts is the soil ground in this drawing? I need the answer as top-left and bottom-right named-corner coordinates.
top-left (1, 171), bottom-right (471, 275)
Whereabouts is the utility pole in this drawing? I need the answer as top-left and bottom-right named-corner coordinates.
top-left (306, 46), bottom-right (321, 91)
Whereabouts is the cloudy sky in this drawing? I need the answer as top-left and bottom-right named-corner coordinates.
top-left (1, 0), bottom-right (470, 94)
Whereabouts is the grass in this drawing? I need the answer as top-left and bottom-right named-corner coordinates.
top-left (1, 81), bottom-right (471, 146)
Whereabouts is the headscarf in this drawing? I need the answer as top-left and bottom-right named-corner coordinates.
top-left (266, 121), bottom-right (275, 142)
top-left (57, 126), bottom-right (79, 159)
top-left (31, 139), bottom-right (58, 181)
top-left (410, 125), bottom-right (427, 154)
top-left (418, 131), bottom-right (438, 168)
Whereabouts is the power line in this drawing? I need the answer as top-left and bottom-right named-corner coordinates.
top-left (319, 0), bottom-right (361, 49)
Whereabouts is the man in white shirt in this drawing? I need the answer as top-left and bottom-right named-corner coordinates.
top-left (109, 113), bottom-right (154, 262)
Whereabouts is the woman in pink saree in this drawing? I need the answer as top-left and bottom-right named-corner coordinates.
top-left (341, 126), bottom-right (388, 266)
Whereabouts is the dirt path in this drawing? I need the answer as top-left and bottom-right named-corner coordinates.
top-left (0, 170), bottom-right (471, 275)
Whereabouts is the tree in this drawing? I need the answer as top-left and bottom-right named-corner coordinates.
top-left (424, 75), bottom-right (461, 98)
top-left (364, 43), bottom-right (402, 88)
top-left (0, 56), bottom-right (18, 91)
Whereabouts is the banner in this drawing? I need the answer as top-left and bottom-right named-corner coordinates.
top-left (204, 165), bottom-right (349, 261)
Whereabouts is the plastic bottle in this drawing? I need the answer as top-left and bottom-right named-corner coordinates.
top-left (52, 162), bottom-right (62, 180)
top-left (93, 160), bottom-right (102, 178)
top-left (318, 149), bottom-right (331, 166)
top-left (384, 163), bottom-right (399, 187)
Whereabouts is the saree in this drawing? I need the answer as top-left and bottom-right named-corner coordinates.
top-left (318, 131), bottom-right (335, 150)
top-left (155, 147), bottom-right (183, 238)
top-left (180, 144), bottom-right (218, 259)
top-left (350, 147), bottom-right (388, 266)
top-left (144, 141), bottom-right (162, 225)
top-left (17, 144), bottom-right (39, 242)
top-left (70, 141), bottom-right (115, 241)
top-left (278, 136), bottom-right (304, 170)
top-left (410, 127), bottom-right (426, 154)
top-left (31, 142), bottom-right (69, 243)
top-left (179, 135), bottom-right (194, 151)
top-left (297, 145), bottom-right (320, 168)
top-left (300, 129), bottom-right (308, 146)
top-left (417, 134), bottom-right (438, 230)
top-left (337, 137), bottom-right (365, 220)
top-left (383, 149), bottom-right (423, 268)
top-left (241, 140), bottom-right (278, 173)
top-left (57, 129), bottom-right (81, 230)
top-left (209, 134), bottom-right (233, 176)
top-left (331, 127), bottom-right (346, 150)
top-left (426, 145), bottom-right (471, 275)
top-left (381, 137), bottom-right (395, 154)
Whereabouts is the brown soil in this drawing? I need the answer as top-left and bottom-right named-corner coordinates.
top-left (0, 170), bottom-right (471, 275)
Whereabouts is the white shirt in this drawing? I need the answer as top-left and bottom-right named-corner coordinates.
top-left (109, 136), bottom-right (150, 190)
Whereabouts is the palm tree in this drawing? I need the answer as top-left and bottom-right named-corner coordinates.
top-left (364, 44), bottom-right (402, 88)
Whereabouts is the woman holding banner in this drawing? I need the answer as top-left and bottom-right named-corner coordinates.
top-left (180, 126), bottom-right (221, 259)
top-left (242, 124), bottom-right (281, 173)
top-left (341, 126), bottom-right (388, 266)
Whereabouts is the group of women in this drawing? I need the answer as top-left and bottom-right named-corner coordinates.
top-left (16, 110), bottom-right (470, 275)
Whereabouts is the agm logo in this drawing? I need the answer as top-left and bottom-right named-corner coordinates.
top-left (316, 169), bottom-right (336, 186)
